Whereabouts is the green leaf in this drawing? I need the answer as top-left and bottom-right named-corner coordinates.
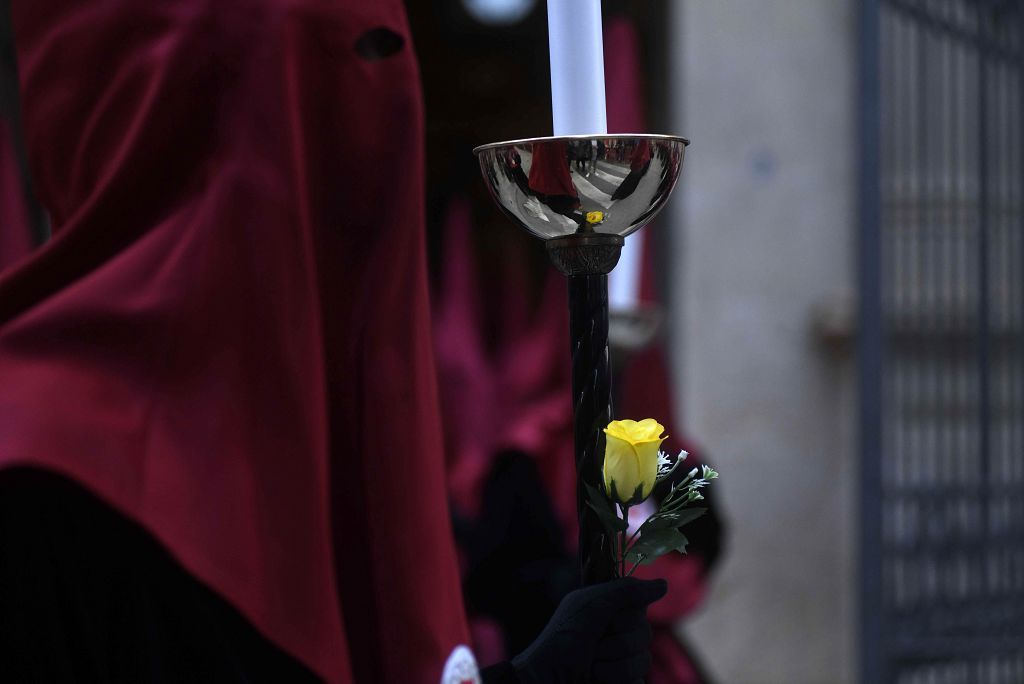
top-left (584, 481), bottom-right (607, 505)
top-left (664, 507), bottom-right (708, 529)
top-left (628, 482), bottom-right (646, 505)
top-left (637, 516), bottom-right (676, 533)
top-left (585, 501), bottom-right (623, 538)
top-left (625, 528), bottom-right (689, 566)
top-left (608, 480), bottom-right (621, 505)
top-left (584, 482), bottom-right (628, 533)
top-left (640, 507), bottom-right (707, 533)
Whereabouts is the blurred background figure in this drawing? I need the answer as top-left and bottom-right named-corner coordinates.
top-left (405, 2), bottom-right (725, 682)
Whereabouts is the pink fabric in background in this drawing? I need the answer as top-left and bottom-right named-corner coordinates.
top-left (434, 196), bottom-right (577, 535)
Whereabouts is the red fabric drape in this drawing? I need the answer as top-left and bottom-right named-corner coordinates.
top-left (0, 2), bottom-right (468, 682)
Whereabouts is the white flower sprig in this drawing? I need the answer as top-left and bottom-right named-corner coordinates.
top-left (585, 420), bottom-right (720, 577)
top-left (657, 449), bottom-right (687, 479)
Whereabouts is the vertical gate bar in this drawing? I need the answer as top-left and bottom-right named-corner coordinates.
top-left (939, 3), bottom-right (956, 633)
top-left (909, 7), bottom-right (923, 614)
top-left (976, 3), bottom-right (993, 565)
top-left (1018, 10), bottom-right (1024, 633)
top-left (935, 3), bottom-right (948, 628)
top-left (916, 11), bottom-right (932, 632)
top-left (1010, 30), bottom-right (1020, 632)
top-left (858, 0), bottom-right (884, 681)
top-left (1014, 8), bottom-right (1024, 634)
top-left (951, 1), bottom-right (964, 528)
top-left (993, 27), bottom-right (1007, 639)
top-left (1001, 32), bottom-right (1012, 539)
top-left (967, 16), bottom-right (983, 662)
top-left (928, 4), bottom-right (939, 654)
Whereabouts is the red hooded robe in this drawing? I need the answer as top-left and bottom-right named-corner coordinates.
top-left (0, 1), bottom-right (468, 682)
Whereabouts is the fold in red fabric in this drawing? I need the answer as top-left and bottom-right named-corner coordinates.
top-left (0, 2), bottom-right (468, 682)
top-left (0, 118), bottom-right (33, 272)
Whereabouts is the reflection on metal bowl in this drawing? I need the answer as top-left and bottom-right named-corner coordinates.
top-left (473, 134), bottom-right (688, 241)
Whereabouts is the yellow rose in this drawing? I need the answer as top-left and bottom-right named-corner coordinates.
top-left (585, 210), bottom-right (605, 224)
top-left (602, 418), bottom-right (667, 504)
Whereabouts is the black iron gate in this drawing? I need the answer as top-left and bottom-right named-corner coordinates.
top-left (859, 0), bottom-right (1024, 682)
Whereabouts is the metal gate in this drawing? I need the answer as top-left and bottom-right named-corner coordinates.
top-left (859, 1), bottom-right (1024, 682)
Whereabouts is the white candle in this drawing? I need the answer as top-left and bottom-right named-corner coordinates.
top-left (547, 0), bottom-right (607, 136)
top-left (609, 230), bottom-right (643, 310)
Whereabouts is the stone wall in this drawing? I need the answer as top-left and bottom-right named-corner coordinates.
top-left (665, 1), bottom-right (858, 682)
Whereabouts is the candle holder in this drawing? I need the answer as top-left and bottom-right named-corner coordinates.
top-left (474, 134), bottom-right (688, 583)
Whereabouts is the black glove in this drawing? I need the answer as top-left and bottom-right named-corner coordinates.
top-left (482, 577), bottom-right (667, 684)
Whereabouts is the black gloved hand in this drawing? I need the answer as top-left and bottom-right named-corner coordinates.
top-left (506, 577), bottom-right (667, 684)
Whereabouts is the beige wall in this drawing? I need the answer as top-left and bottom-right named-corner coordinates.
top-left (665, 1), bottom-right (858, 682)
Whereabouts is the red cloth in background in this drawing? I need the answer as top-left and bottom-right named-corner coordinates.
top-left (435, 198), bottom-right (577, 538)
top-left (527, 139), bottom-right (579, 202)
top-left (0, 2), bottom-right (467, 682)
top-left (0, 119), bottom-right (33, 272)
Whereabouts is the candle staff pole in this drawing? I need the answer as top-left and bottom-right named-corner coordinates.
top-left (474, 135), bottom-right (687, 585)
top-left (549, 234), bottom-right (624, 584)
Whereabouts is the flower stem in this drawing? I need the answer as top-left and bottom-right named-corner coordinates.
top-left (619, 504), bottom-right (629, 578)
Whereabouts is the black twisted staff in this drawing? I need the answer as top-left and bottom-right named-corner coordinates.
top-left (547, 234), bottom-right (622, 585)
top-left (568, 273), bottom-right (616, 585)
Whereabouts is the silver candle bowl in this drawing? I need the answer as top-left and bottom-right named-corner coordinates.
top-left (473, 134), bottom-right (688, 242)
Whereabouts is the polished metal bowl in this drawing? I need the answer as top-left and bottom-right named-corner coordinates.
top-left (473, 134), bottom-right (688, 241)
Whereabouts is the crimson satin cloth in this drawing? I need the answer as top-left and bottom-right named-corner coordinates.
top-left (0, 2), bottom-right (468, 682)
